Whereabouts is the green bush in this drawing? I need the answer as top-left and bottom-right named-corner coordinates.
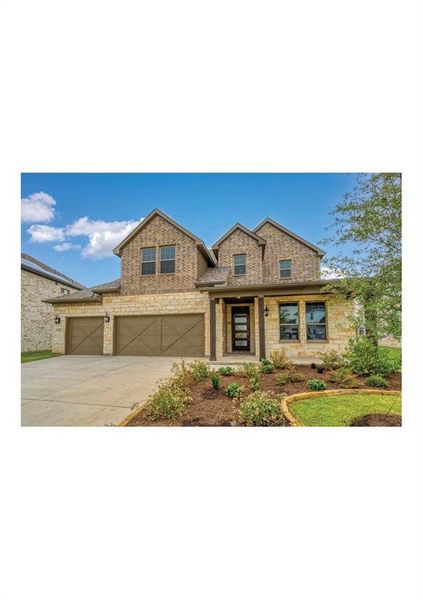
top-left (318, 350), bottom-right (344, 371)
top-left (211, 372), bottom-right (221, 390)
top-left (307, 379), bottom-right (327, 391)
top-left (171, 360), bottom-right (194, 387)
top-left (269, 349), bottom-right (293, 370)
top-left (327, 368), bottom-right (361, 388)
top-left (343, 338), bottom-right (398, 376)
top-left (219, 366), bottom-right (234, 376)
top-left (225, 383), bottom-right (244, 399)
top-left (276, 372), bottom-right (291, 386)
top-left (249, 373), bottom-right (261, 391)
top-left (289, 370), bottom-right (306, 383)
top-left (237, 361), bottom-right (260, 378)
top-left (366, 374), bottom-right (389, 388)
top-left (191, 361), bottom-right (210, 382)
top-left (239, 391), bottom-right (283, 426)
top-left (260, 358), bottom-right (275, 374)
top-left (145, 382), bottom-right (189, 420)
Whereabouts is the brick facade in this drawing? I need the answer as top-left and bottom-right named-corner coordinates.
top-left (255, 221), bottom-right (320, 282)
top-left (217, 228), bottom-right (263, 286)
top-left (21, 269), bottom-right (75, 352)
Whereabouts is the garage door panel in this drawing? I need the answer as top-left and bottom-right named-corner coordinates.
top-left (67, 318), bottom-right (104, 355)
top-left (116, 314), bottom-right (205, 357)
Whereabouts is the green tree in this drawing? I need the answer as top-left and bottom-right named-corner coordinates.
top-left (322, 173), bottom-right (401, 341)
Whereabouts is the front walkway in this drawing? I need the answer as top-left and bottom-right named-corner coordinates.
top-left (21, 355), bottom-right (179, 426)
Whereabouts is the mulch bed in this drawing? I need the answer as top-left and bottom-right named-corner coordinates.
top-left (350, 413), bottom-right (402, 427)
top-left (126, 365), bottom-right (401, 427)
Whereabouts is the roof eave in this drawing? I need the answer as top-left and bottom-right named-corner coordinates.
top-left (254, 218), bottom-right (325, 257)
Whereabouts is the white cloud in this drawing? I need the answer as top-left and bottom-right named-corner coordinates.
top-left (21, 192), bottom-right (56, 223)
top-left (54, 242), bottom-right (81, 252)
top-left (321, 266), bottom-right (346, 279)
top-left (65, 216), bottom-right (140, 259)
top-left (27, 224), bottom-right (65, 243)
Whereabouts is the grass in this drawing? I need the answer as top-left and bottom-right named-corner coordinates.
top-left (289, 393), bottom-right (401, 427)
top-left (21, 350), bottom-right (57, 363)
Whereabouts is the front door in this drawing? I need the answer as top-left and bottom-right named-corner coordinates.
top-left (232, 307), bottom-right (250, 352)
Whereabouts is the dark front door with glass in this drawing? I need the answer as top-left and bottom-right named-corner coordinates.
top-left (232, 307), bottom-right (250, 352)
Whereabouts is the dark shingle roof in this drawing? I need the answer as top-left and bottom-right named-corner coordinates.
top-left (21, 253), bottom-right (86, 289)
top-left (43, 279), bottom-right (120, 304)
top-left (196, 267), bottom-right (230, 286)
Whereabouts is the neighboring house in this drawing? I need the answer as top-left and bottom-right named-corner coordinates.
top-left (44, 209), bottom-right (355, 360)
top-left (21, 253), bottom-right (85, 352)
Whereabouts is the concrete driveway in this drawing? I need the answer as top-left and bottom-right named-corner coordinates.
top-left (21, 355), bottom-right (180, 426)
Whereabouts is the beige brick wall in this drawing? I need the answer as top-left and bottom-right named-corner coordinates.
top-left (120, 214), bottom-right (204, 295)
top-left (52, 291), bottom-right (210, 356)
top-left (217, 228), bottom-right (263, 286)
top-left (264, 294), bottom-right (354, 358)
top-left (21, 269), bottom-right (76, 352)
top-left (255, 222), bottom-right (320, 282)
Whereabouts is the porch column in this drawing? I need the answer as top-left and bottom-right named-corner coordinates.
top-left (209, 298), bottom-right (217, 361)
top-left (258, 295), bottom-right (266, 359)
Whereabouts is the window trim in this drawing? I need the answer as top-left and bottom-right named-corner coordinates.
top-left (278, 301), bottom-right (300, 343)
top-left (61, 288), bottom-right (70, 295)
top-left (279, 258), bottom-right (292, 279)
top-left (233, 253), bottom-right (247, 276)
top-left (140, 246), bottom-right (157, 276)
top-left (159, 244), bottom-right (176, 275)
top-left (305, 301), bottom-right (328, 342)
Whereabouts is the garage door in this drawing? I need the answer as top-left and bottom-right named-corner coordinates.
top-left (116, 314), bottom-right (205, 357)
top-left (66, 317), bottom-right (104, 355)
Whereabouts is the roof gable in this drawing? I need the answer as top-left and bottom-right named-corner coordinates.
top-left (113, 208), bottom-right (216, 265)
top-left (212, 223), bottom-right (267, 251)
top-left (253, 218), bottom-right (325, 257)
top-left (21, 253), bottom-right (85, 289)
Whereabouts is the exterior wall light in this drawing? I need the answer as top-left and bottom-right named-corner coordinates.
top-left (54, 316), bottom-right (61, 325)
top-left (104, 314), bottom-right (110, 323)
top-left (264, 305), bottom-right (269, 317)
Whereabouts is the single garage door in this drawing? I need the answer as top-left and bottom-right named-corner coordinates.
top-left (116, 314), bottom-right (205, 357)
top-left (66, 317), bottom-right (104, 355)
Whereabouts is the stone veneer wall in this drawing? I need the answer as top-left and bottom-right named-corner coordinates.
top-left (264, 294), bottom-right (354, 358)
top-left (217, 228), bottom-right (263, 286)
top-left (51, 291), bottom-right (210, 356)
top-left (255, 222), bottom-right (320, 282)
top-left (21, 269), bottom-right (76, 352)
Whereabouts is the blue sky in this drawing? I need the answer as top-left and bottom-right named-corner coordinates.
top-left (21, 173), bottom-right (356, 287)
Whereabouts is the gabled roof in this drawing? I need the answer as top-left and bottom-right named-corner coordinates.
top-left (21, 253), bottom-right (85, 289)
top-left (211, 223), bottom-right (267, 251)
top-left (196, 267), bottom-right (230, 286)
top-left (113, 208), bottom-right (216, 266)
top-left (253, 218), bottom-right (325, 257)
top-left (43, 279), bottom-right (120, 304)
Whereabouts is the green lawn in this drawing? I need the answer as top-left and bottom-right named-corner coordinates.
top-left (289, 393), bottom-right (401, 427)
top-left (21, 350), bottom-right (57, 363)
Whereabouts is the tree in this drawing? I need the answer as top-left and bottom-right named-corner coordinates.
top-left (322, 173), bottom-right (401, 341)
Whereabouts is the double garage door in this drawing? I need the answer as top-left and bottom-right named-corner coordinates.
top-left (66, 314), bottom-right (205, 357)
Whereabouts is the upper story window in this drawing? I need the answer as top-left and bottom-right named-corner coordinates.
top-left (160, 245), bottom-right (176, 274)
top-left (306, 302), bottom-right (327, 340)
top-left (233, 254), bottom-right (246, 275)
top-left (61, 288), bottom-right (70, 295)
top-left (279, 302), bottom-right (299, 341)
top-left (279, 259), bottom-right (292, 278)
top-left (141, 247), bottom-right (156, 275)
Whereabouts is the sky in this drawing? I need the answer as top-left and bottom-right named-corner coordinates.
top-left (21, 173), bottom-right (356, 287)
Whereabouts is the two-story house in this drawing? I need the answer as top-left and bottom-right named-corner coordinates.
top-left (45, 208), bottom-right (354, 360)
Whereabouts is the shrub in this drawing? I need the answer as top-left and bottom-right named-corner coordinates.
top-left (260, 358), bottom-right (275, 374)
top-left (327, 368), bottom-right (361, 388)
top-left (307, 379), bottom-right (327, 391)
top-left (289, 370), bottom-right (305, 383)
top-left (343, 338), bottom-right (397, 376)
top-left (249, 373), bottom-right (261, 391)
top-left (318, 350), bottom-right (344, 371)
top-left (191, 361), bottom-right (210, 382)
top-left (276, 372), bottom-right (291, 386)
top-left (239, 391), bottom-right (283, 426)
top-left (269, 349), bottom-right (293, 370)
top-left (145, 382), bottom-right (189, 420)
top-left (237, 361), bottom-right (260, 378)
top-left (211, 372), bottom-right (221, 390)
top-left (366, 374), bottom-right (389, 388)
top-left (225, 383), bottom-right (244, 399)
top-left (171, 360), bottom-right (194, 387)
top-left (219, 366), bottom-right (234, 376)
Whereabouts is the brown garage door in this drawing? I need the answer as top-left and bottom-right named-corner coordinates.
top-left (67, 317), bottom-right (104, 355)
top-left (116, 314), bottom-right (205, 357)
